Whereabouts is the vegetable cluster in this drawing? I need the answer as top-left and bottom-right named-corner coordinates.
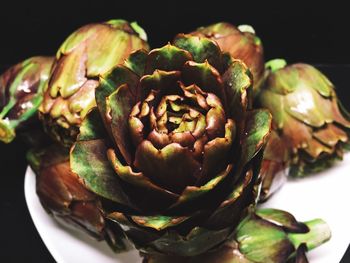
top-left (1, 19), bottom-right (347, 263)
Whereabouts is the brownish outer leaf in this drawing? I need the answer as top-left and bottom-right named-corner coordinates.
top-left (35, 148), bottom-right (105, 238)
top-left (191, 22), bottom-right (265, 93)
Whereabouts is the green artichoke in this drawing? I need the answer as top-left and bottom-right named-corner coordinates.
top-left (0, 56), bottom-right (54, 143)
top-left (190, 22), bottom-right (265, 94)
top-left (70, 34), bottom-right (272, 257)
top-left (144, 208), bottom-right (331, 263)
top-left (258, 59), bottom-right (350, 190)
top-left (27, 143), bottom-right (129, 251)
top-left (39, 19), bottom-right (150, 146)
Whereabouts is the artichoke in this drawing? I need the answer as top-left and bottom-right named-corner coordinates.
top-left (190, 22), bottom-right (265, 94)
top-left (258, 59), bottom-right (350, 197)
top-left (144, 208), bottom-right (331, 263)
top-left (0, 56), bottom-right (54, 143)
top-left (39, 19), bottom-right (150, 146)
top-left (27, 143), bottom-right (129, 251)
top-left (70, 34), bottom-right (272, 258)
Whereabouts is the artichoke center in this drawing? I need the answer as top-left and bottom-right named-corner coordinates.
top-left (128, 82), bottom-right (229, 154)
top-left (154, 95), bottom-right (205, 136)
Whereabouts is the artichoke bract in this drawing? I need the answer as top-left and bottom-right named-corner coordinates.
top-left (259, 130), bottom-right (289, 201)
top-left (0, 56), bottom-right (54, 143)
top-left (144, 208), bottom-right (331, 263)
top-left (70, 34), bottom-right (272, 257)
top-left (39, 19), bottom-right (150, 146)
top-left (27, 143), bottom-right (129, 252)
top-left (190, 22), bottom-right (265, 95)
top-left (259, 59), bottom-right (350, 186)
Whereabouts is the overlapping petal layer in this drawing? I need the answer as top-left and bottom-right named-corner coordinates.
top-left (71, 34), bottom-right (272, 256)
top-left (190, 22), bottom-right (265, 94)
top-left (39, 20), bottom-right (149, 146)
top-left (259, 60), bottom-right (350, 200)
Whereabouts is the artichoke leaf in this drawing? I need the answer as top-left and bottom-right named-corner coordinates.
top-left (204, 169), bottom-right (254, 229)
top-left (284, 85), bottom-right (333, 128)
top-left (124, 49), bottom-right (149, 77)
top-left (222, 60), bottom-right (253, 123)
top-left (173, 34), bottom-right (223, 72)
top-left (50, 43), bottom-right (88, 98)
top-left (199, 119), bottom-right (235, 184)
top-left (147, 226), bottom-right (233, 257)
top-left (130, 215), bottom-right (190, 231)
top-left (236, 217), bottom-right (294, 263)
top-left (256, 209), bottom-right (308, 233)
top-left (77, 107), bottom-right (108, 141)
top-left (107, 84), bottom-right (137, 165)
top-left (70, 139), bottom-right (135, 209)
top-left (134, 140), bottom-right (200, 194)
top-left (297, 64), bottom-right (333, 98)
top-left (168, 164), bottom-right (232, 211)
top-left (313, 123), bottom-right (348, 147)
top-left (240, 109), bottom-right (272, 167)
top-left (96, 65), bottom-right (140, 124)
top-left (140, 70), bottom-right (181, 99)
top-left (107, 148), bottom-right (179, 210)
top-left (145, 44), bottom-right (192, 74)
top-left (181, 61), bottom-right (226, 103)
top-left (258, 89), bottom-right (285, 129)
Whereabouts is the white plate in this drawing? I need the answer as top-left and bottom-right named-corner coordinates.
top-left (25, 154), bottom-right (350, 263)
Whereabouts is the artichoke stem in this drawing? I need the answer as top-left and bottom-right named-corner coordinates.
top-left (0, 119), bottom-right (16, 143)
top-left (131, 21), bottom-right (148, 41)
top-left (265, 59), bottom-right (287, 72)
top-left (288, 219), bottom-right (331, 251)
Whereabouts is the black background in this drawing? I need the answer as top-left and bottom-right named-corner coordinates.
top-left (0, 1), bottom-right (349, 67)
top-left (0, 1), bottom-right (349, 262)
